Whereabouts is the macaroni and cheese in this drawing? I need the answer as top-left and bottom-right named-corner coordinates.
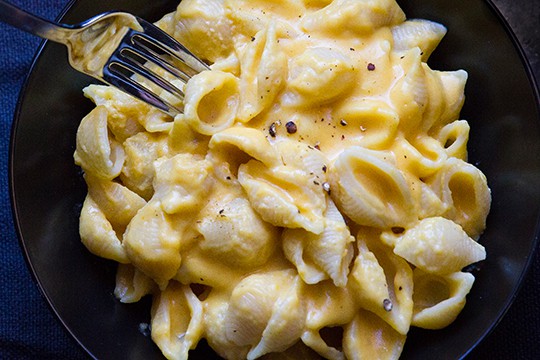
top-left (74, 0), bottom-right (491, 359)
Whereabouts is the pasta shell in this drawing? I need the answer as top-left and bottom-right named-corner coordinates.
top-left (333, 99), bottom-right (399, 150)
top-left (175, 246), bottom-right (244, 290)
top-left (83, 84), bottom-right (144, 142)
top-left (416, 180), bottom-right (449, 219)
top-left (349, 237), bottom-right (391, 312)
top-left (275, 139), bottom-right (330, 182)
top-left (430, 157), bottom-right (491, 238)
top-left (437, 120), bottom-right (470, 160)
top-left (248, 276), bottom-right (306, 359)
top-left (287, 47), bottom-right (355, 106)
top-left (84, 173), bottom-right (146, 231)
top-left (420, 63), bottom-right (445, 132)
top-left (392, 217), bottom-right (486, 275)
top-left (197, 195), bottom-right (278, 268)
top-left (434, 70), bottom-right (468, 127)
top-left (356, 228), bottom-right (414, 335)
top-left (79, 195), bottom-right (129, 264)
top-left (183, 70), bottom-right (240, 135)
top-left (84, 83), bottom-right (173, 134)
top-left (235, 23), bottom-right (288, 122)
top-left (151, 282), bottom-right (203, 360)
top-left (282, 229), bottom-right (327, 284)
top-left (120, 131), bottom-right (169, 200)
top-left (74, 105), bottom-right (125, 180)
top-left (238, 159), bottom-right (327, 234)
top-left (343, 309), bottom-right (405, 360)
top-left (225, 269), bottom-right (304, 355)
top-left (412, 269), bottom-right (475, 329)
top-left (152, 154), bottom-right (213, 214)
top-left (392, 136), bottom-right (447, 179)
top-left (114, 263), bottom-right (155, 303)
top-left (203, 290), bottom-right (251, 360)
top-left (283, 200), bottom-right (354, 287)
top-left (173, 0), bottom-right (234, 62)
top-left (301, 0), bottom-right (405, 35)
top-left (304, 280), bottom-right (356, 331)
top-left (226, 273), bottom-right (285, 346)
top-left (122, 200), bottom-right (182, 288)
top-left (330, 147), bottom-right (416, 228)
top-left (391, 19), bottom-right (447, 62)
top-left (390, 48), bottom-right (427, 134)
top-left (209, 127), bottom-right (279, 176)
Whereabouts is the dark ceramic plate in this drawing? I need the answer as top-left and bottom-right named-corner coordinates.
top-left (9, 0), bottom-right (540, 359)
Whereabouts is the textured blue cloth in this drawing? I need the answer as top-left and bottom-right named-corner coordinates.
top-left (0, 1), bottom-right (538, 359)
top-left (0, 1), bottom-right (86, 359)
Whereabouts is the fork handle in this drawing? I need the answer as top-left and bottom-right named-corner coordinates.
top-left (0, 1), bottom-right (71, 43)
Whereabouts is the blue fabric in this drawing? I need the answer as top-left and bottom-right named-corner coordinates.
top-left (0, 1), bottom-right (538, 359)
top-left (0, 1), bottom-right (85, 359)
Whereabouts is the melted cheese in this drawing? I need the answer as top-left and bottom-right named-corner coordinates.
top-left (75, 1), bottom-right (492, 359)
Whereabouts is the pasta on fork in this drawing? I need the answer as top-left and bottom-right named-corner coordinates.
top-left (74, 0), bottom-right (491, 359)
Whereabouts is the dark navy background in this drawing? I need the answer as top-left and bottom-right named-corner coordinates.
top-left (0, 0), bottom-right (538, 359)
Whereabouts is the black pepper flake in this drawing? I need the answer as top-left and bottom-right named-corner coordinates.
top-left (350, 47), bottom-right (355, 51)
top-left (392, 227), bottom-right (405, 234)
top-left (219, 209), bottom-right (225, 215)
top-left (314, 143), bottom-right (321, 150)
top-left (251, 36), bottom-right (256, 41)
top-left (226, 176), bottom-right (231, 180)
top-left (285, 121), bottom-right (297, 134)
top-left (367, 63), bottom-right (376, 71)
top-left (322, 165), bottom-right (327, 173)
top-left (341, 134), bottom-right (345, 140)
top-left (383, 298), bottom-right (393, 312)
top-left (313, 180), bottom-right (320, 186)
top-left (340, 119), bottom-right (348, 126)
top-left (269, 122), bottom-right (277, 137)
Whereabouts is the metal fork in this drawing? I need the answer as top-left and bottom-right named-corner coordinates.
top-left (0, 1), bottom-right (210, 116)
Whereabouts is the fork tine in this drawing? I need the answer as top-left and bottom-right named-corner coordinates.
top-left (103, 65), bottom-right (183, 116)
top-left (128, 34), bottom-right (193, 83)
top-left (113, 45), bottom-right (185, 99)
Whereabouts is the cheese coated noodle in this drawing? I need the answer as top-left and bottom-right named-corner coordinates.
top-left (74, 0), bottom-right (492, 359)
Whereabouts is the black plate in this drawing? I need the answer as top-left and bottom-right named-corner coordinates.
top-left (9, 0), bottom-right (540, 359)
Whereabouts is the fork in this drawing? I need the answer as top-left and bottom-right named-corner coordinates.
top-left (0, 1), bottom-right (210, 116)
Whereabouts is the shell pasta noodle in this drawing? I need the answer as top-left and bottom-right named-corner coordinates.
top-left (73, 0), bottom-right (491, 359)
